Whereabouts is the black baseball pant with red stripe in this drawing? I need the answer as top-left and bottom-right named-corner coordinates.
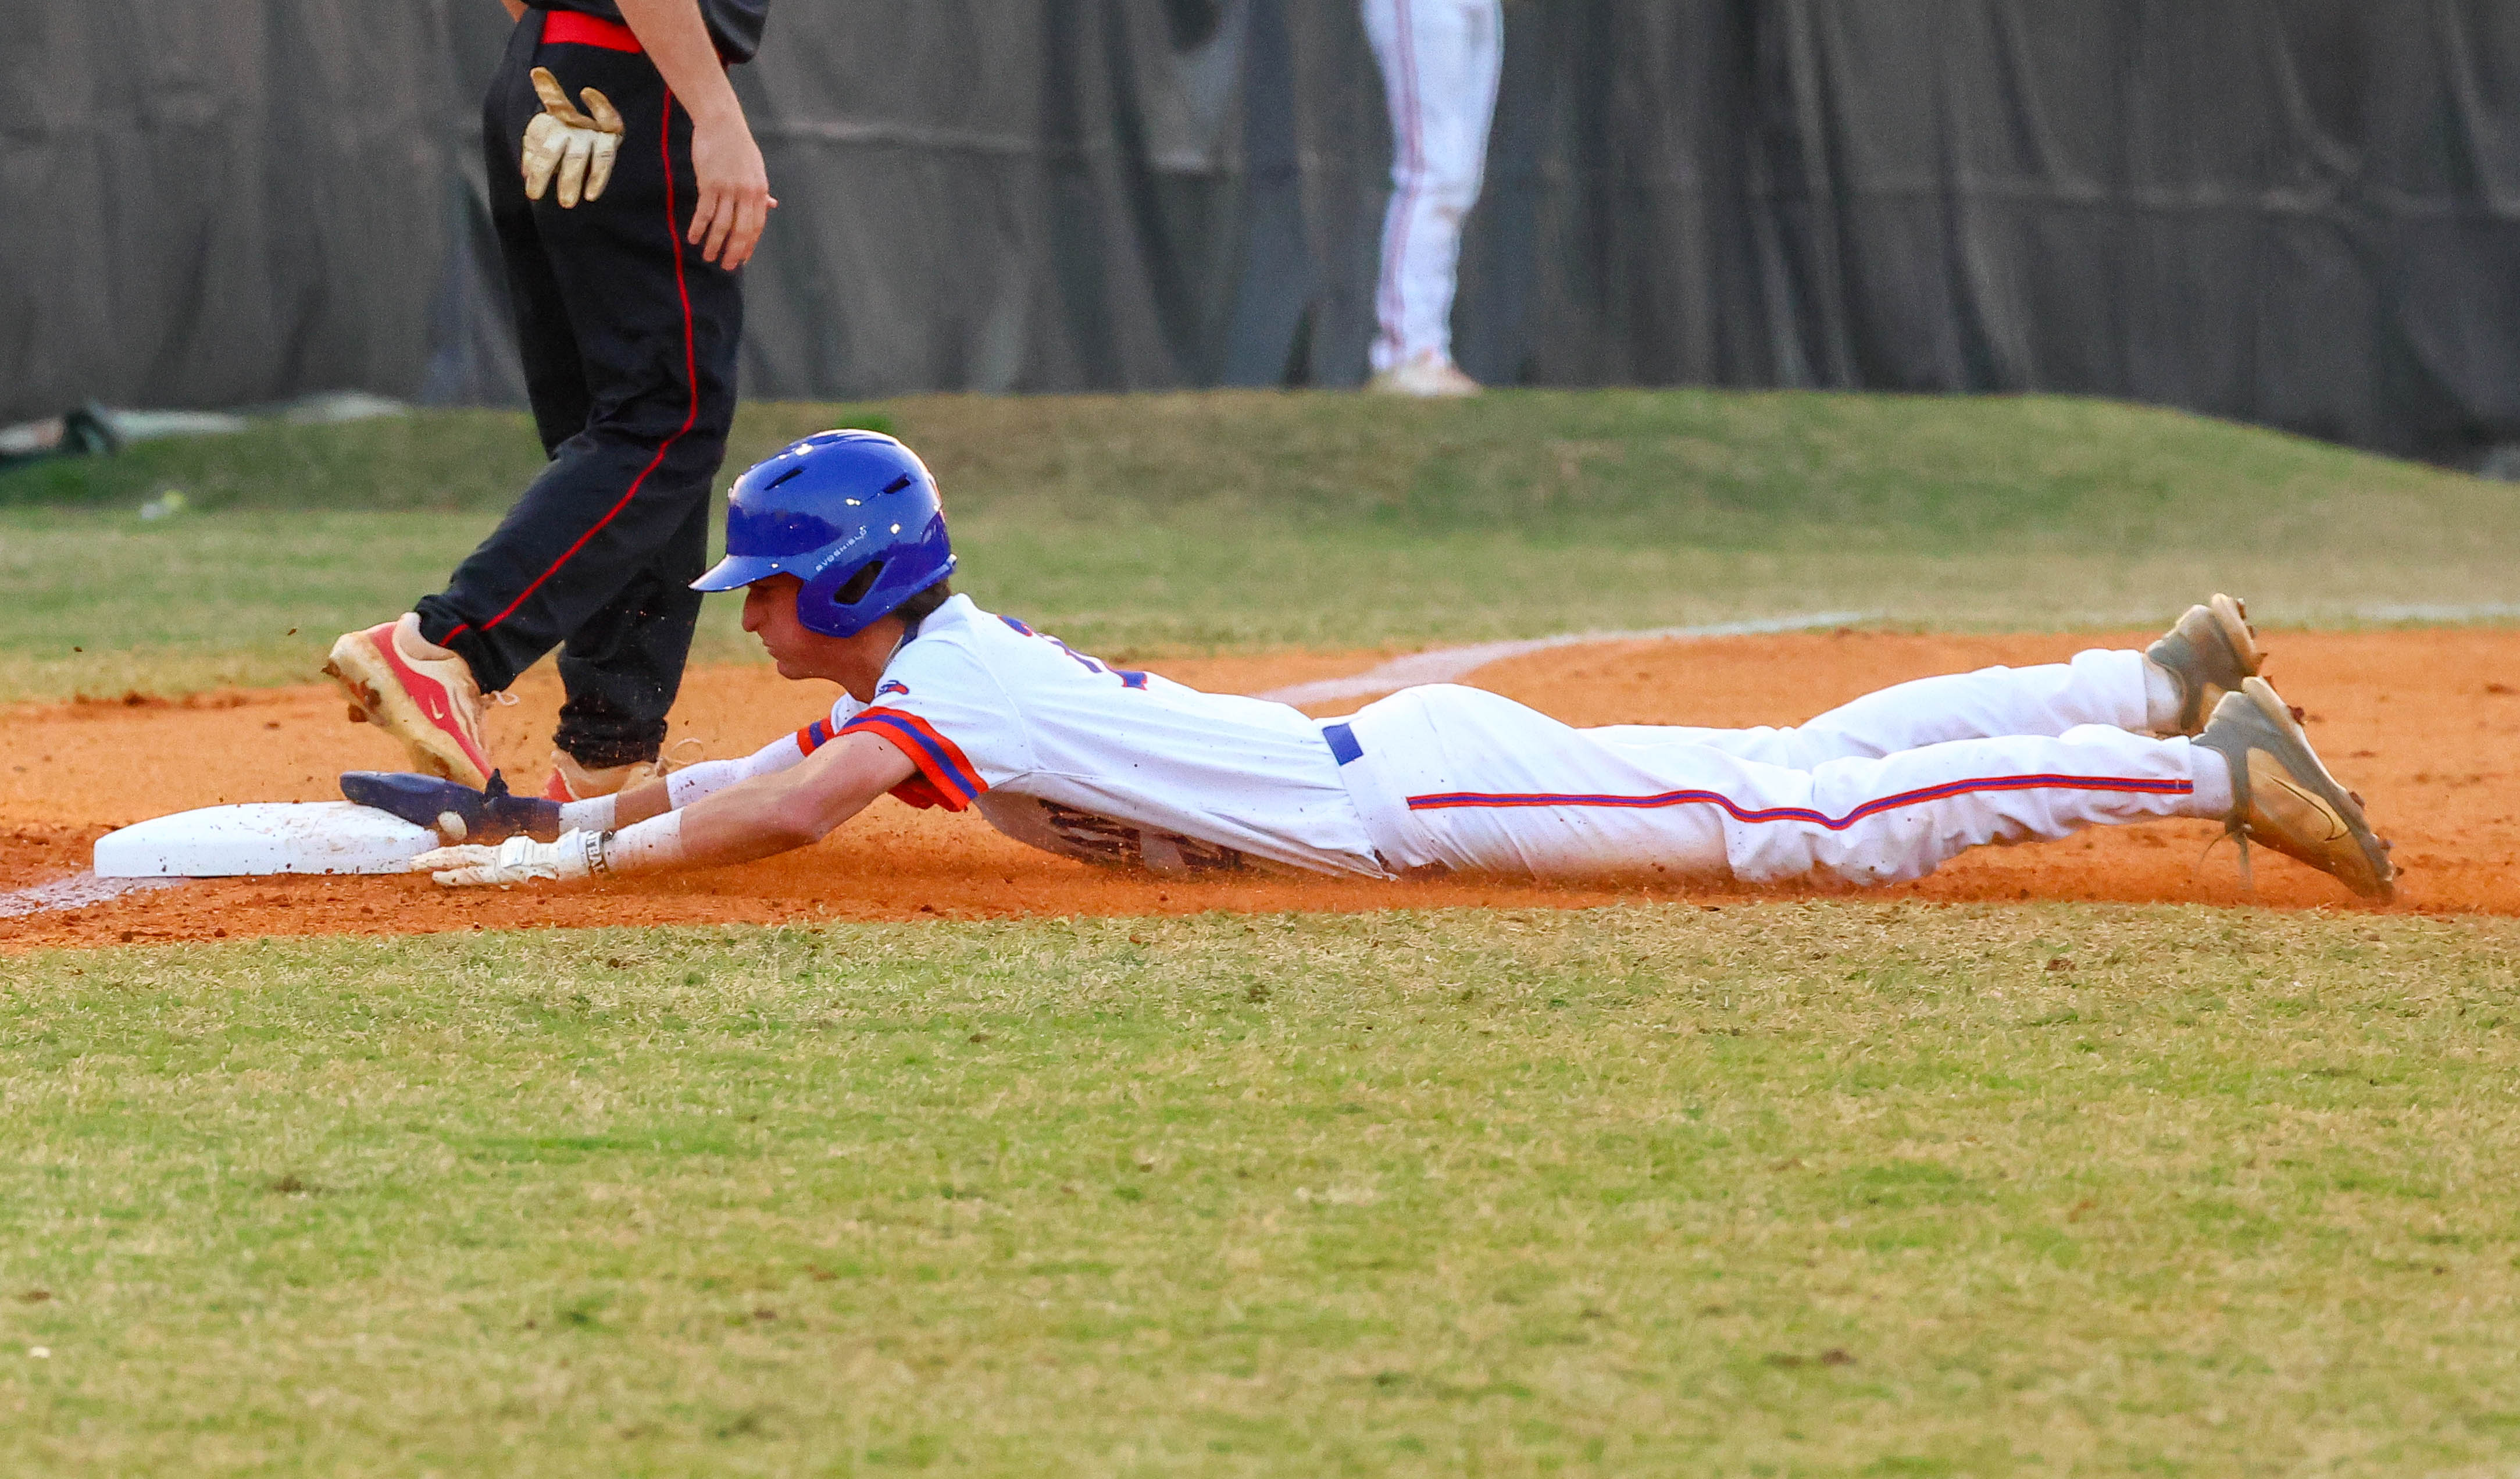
top-left (414, 13), bottom-right (740, 771)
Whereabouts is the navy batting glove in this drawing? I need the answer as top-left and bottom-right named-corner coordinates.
top-left (340, 769), bottom-right (564, 844)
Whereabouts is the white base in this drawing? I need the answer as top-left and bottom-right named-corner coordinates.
top-left (94, 802), bottom-right (437, 878)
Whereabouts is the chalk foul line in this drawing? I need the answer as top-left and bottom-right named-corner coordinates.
top-left (2354, 601), bottom-right (2520, 622)
top-left (1255, 612), bottom-right (1874, 706)
top-left (0, 871), bottom-right (186, 922)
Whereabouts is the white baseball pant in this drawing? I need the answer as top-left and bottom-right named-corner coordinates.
top-left (1331, 650), bottom-right (2233, 884)
top-left (1363, 0), bottom-right (1504, 373)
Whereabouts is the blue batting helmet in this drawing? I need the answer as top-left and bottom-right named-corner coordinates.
top-left (691, 430), bottom-right (955, 637)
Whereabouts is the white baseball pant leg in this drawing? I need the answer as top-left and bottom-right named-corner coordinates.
top-left (1336, 660), bottom-right (2229, 885)
top-left (1362, 0), bottom-right (1504, 373)
top-left (1591, 648), bottom-right (2166, 766)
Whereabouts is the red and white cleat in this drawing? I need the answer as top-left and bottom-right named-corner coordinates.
top-left (324, 614), bottom-right (495, 789)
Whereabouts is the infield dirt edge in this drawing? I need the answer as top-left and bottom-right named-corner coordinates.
top-left (4, 627), bottom-right (2512, 950)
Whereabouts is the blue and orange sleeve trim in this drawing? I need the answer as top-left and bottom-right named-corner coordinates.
top-left (838, 707), bottom-right (988, 810)
top-left (794, 717), bottom-right (838, 755)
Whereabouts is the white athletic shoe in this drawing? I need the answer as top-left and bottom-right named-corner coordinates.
top-left (1367, 350), bottom-right (1481, 398)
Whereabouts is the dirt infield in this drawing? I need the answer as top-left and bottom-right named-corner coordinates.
top-left (3, 629), bottom-right (2515, 950)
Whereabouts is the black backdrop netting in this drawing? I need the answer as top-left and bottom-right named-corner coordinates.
top-left (6, 1), bottom-right (2519, 461)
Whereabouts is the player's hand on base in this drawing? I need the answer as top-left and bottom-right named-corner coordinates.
top-left (687, 111), bottom-right (776, 269)
top-left (412, 831), bottom-right (599, 888)
top-left (522, 66), bottom-right (624, 207)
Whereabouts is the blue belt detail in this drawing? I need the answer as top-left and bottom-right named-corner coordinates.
top-left (1322, 721), bottom-right (1363, 766)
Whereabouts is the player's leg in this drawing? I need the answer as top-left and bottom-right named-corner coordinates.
top-left (1362, 0), bottom-right (1502, 384)
top-left (1587, 600), bottom-right (2262, 769)
top-left (1340, 683), bottom-right (2223, 885)
top-left (1720, 726), bottom-right (2223, 887)
top-left (1733, 680), bottom-right (2391, 897)
top-left (1341, 685), bottom-right (1734, 877)
top-left (322, 17), bottom-right (577, 787)
top-left (545, 496), bottom-right (709, 794)
top-left (1592, 648), bottom-right (2158, 769)
top-left (413, 33), bottom-right (738, 726)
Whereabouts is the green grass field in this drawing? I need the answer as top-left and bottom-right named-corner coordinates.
top-left (9, 908), bottom-right (2520, 1476)
top-left (8, 391), bottom-right (2520, 1475)
top-left (2, 391), bottom-right (2514, 700)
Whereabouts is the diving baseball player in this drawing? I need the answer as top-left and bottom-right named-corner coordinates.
top-left (350, 432), bottom-right (2397, 904)
top-left (1363, 0), bottom-right (1503, 397)
top-left (323, 0), bottom-right (774, 807)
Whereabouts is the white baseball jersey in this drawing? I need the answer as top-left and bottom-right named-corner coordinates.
top-left (797, 596), bottom-right (1389, 878)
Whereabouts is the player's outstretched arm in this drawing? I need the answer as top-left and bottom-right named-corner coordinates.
top-left (414, 733), bottom-right (913, 887)
top-left (344, 721), bottom-right (812, 845)
top-left (676, 732), bottom-right (913, 869)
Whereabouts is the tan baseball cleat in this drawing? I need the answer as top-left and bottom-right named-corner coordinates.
top-left (540, 749), bottom-right (672, 803)
top-left (324, 614), bottom-right (495, 789)
top-left (2194, 676), bottom-right (2395, 901)
top-left (2146, 593), bottom-right (2264, 736)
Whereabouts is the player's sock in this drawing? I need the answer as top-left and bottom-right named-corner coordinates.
top-left (558, 794), bottom-right (619, 832)
top-left (2143, 658), bottom-right (2186, 733)
top-left (2180, 742), bottom-right (2236, 819)
top-left (601, 811), bottom-right (687, 874)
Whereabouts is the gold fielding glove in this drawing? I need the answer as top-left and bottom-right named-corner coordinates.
top-left (520, 66), bottom-right (624, 208)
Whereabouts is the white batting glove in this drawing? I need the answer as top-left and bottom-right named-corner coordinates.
top-left (521, 67), bottom-right (624, 208)
top-left (412, 829), bottom-right (605, 888)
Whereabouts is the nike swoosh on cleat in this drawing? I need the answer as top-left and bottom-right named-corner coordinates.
top-left (367, 629), bottom-right (492, 779)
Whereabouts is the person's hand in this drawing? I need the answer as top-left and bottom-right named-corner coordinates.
top-left (521, 67), bottom-right (624, 207)
top-left (411, 831), bottom-right (600, 887)
top-left (686, 109), bottom-right (776, 269)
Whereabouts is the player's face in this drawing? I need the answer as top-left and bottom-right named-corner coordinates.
top-left (741, 573), bottom-right (899, 698)
top-left (742, 576), bottom-right (822, 678)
